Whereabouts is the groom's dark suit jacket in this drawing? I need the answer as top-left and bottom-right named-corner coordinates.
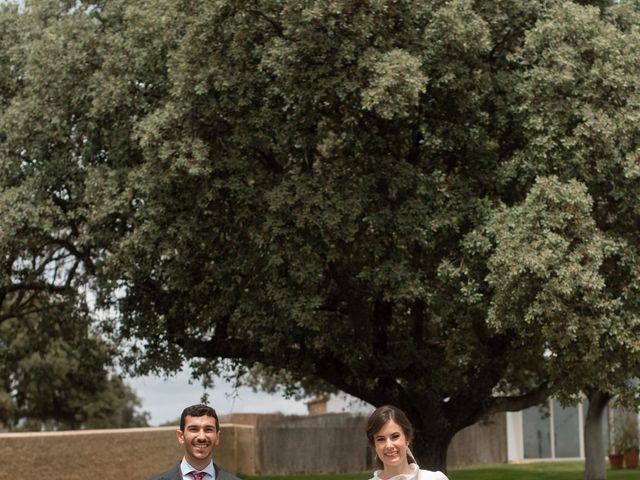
top-left (146, 462), bottom-right (240, 480)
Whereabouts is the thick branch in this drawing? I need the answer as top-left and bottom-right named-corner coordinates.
top-left (327, 261), bottom-right (373, 346)
top-left (0, 305), bottom-right (57, 323)
top-left (177, 334), bottom-right (264, 365)
top-left (247, 9), bottom-right (284, 37)
top-left (372, 298), bottom-right (392, 354)
top-left (0, 282), bottom-right (70, 297)
top-left (487, 383), bottom-right (553, 414)
top-left (311, 351), bottom-right (381, 403)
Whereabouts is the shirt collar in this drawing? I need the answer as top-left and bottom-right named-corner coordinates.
top-left (180, 458), bottom-right (216, 479)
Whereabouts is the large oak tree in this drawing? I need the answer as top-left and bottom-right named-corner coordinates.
top-left (2, 0), bottom-right (640, 473)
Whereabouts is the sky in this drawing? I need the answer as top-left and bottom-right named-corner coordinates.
top-left (125, 369), bottom-right (309, 426)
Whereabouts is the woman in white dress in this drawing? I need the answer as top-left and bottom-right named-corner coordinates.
top-left (365, 405), bottom-right (448, 480)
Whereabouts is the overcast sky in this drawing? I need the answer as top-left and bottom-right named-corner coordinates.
top-left (126, 369), bottom-right (309, 426)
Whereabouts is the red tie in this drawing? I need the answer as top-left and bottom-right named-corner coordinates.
top-left (190, 472), bottom-right (207, 480)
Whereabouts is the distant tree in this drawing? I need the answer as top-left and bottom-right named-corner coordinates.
top-left (0, 296), bottom-right (149, 431)
top-left (81, 375), bottom-right (150, 430)
top-left (159, 418), bottom-right (180, 428)
top-left (3, 1), bottom-right (640, 474)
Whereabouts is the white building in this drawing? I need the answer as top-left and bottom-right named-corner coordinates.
top-left (506, 399), bottom-right (591, 461)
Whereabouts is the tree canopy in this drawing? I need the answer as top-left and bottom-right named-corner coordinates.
top-left (2, 0), bottom-right (640, 470)
top-left (0, 1), bottom-right (149, 431)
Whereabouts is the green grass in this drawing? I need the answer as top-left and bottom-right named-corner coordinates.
top-left (448, 462), bottom-right (637, 479)
top-left (244, 475), bottom-right (369, 480)
top-left (243, 463), bottom-right (640, 480)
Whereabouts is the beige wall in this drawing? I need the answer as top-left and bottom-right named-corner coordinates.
top-left (0, 424), bottom-right (255, 480)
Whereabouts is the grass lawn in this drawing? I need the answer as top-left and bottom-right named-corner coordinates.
top-left (448, 462), bottom-right (638, 479)
top-left (244, 463), bottom-right (640, 480)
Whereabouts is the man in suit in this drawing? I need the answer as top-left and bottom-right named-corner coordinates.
top-left (146, 404), bottom-right (241, 480)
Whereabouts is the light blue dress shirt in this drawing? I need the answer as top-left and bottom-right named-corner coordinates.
top-left (180, 458), bottom-right (216, 480)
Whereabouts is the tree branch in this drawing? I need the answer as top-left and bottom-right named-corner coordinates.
top-left (0, 282), bottom-right (70, 297)
top-left (487, 383), bottom-right (553, 414)
top-left (247, 9), bottom-right (284, 37)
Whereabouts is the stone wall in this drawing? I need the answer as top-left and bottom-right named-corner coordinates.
top-left (0, 424), bottom-right (254, 480)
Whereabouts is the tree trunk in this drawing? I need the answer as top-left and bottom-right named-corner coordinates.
top-left (584, 390), bottom-right (612, 480)
top-left (411, 427), bottom-right (452, 474)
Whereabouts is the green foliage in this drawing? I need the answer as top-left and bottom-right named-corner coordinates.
top-left (3, 0), bottom-right (640, 469)
top-left (158, 417), bottom-right (180, 427)
top-left (0, 297), bottom-right (149, 430)
top-left (360, 48), bottom-right (427, 119)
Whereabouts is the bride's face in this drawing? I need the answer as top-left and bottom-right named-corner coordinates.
top-left (373, 419), bottom-right (410, 471)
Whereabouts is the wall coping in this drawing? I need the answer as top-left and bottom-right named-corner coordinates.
top-left (0, 423), bottom-right (252, 438)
